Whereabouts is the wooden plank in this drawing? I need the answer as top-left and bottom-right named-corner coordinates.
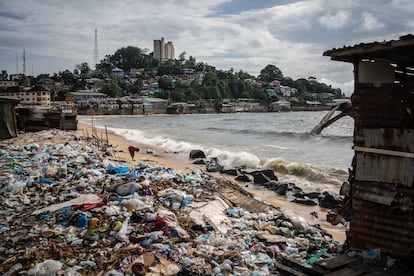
top-left (353, 146), bottom-right (414, 158)
top-left (324, 267), bottom-right (364, 276)
top-left (274, 260), bottom-right (308, 276)
top-left (281, 256), bottom-right (326, 275)
top-left (314, 254), bottom-right (359, 270)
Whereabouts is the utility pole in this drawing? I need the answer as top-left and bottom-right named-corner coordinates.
top-left (93, 29), bottom-right (99, 69)
top-left (23, 49), bottom-right (26, 75)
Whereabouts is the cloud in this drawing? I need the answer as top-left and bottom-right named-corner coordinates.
top-left (358, 12), bottom-right (384, 32)
top-left (318, 11), bottom-right (351, 30)
top-left (0, 0), bottom-right (413, 96)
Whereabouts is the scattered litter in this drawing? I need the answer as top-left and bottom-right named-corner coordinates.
top-left (0, 129), bottom-right (392, 275)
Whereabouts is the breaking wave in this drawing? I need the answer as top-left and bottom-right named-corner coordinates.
top-left (264, 158), bottom-right (347, 188)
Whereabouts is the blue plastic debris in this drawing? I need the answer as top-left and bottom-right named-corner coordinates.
top-left (77, 215), bottom-right (89, 228)
top-left (40, 178), bottom-right (54, 184)
top-left (107, 166), bottom-right (130, 174)
top-left (39, 212), bottom-right (51, 220)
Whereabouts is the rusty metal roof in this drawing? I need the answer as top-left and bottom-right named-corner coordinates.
top-left (323, 34), bottom-right (414, 64)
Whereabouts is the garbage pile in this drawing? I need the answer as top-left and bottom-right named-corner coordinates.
top-left (0, 130), bottom-right (343, 275)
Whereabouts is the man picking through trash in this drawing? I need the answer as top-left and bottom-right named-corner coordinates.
top-left (128, 146), bottom-right (140, 161)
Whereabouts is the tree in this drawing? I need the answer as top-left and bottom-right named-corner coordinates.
top-left (58, 70), bottom-right (76, 86)
top-left (178, 51), bottom-right (186, 64)
top-left (185, 88), bottom-right (200, 101)
top-left (237, 70), bottom-right (254, 80)
top-left (218, 81), bottom-right (230, 98)
top-left (158, 77), bottom-right (174, 91)
top-left (1, 70), bottom-right (8, 81)
top-left (203, 71), bottom-right (217, 86)
top-left (281, 77), bottom-right (297, 88)
top-left (55, 88), bottom-right (69, 101)
top-left (295, 78), bottom-right (311, 94)
top-left (157, 61), bottom-right (181, 76)
top-left (96, 55), bottom-right (113, 76)
top-left (258, 64), bottom-right (283, 82)
top-left (75, 62), bottom-right (91, 77)
top-left (100, 80), bottom-right (122, 97)
top-left (110, 46), bottom-right (145, 71)
top-left (170, 90), bottom-right (185, 102)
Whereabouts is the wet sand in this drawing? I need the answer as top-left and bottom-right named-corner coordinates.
top-left (77, 120), bottom-right (347, 243)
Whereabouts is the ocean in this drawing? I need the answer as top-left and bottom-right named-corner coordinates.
top-left (80, 111), bottom-right (354, 195)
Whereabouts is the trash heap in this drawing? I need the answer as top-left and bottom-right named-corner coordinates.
top-left (0, 130), bottom-right (343, 275)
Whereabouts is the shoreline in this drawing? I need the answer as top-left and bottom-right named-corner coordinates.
top-left (77, 120), bottom-right (347, 243)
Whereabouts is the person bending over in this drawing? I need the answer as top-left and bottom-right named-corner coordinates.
top-left (128, 146), bottom-right (140, 160)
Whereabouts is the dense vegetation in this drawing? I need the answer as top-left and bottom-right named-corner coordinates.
top-left (2, 46), bottom-right (344, 103)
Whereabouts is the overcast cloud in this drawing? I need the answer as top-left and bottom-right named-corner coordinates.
top-left (0, 0), bottom-right (412, 95)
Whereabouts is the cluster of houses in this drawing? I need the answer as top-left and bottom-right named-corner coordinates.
top-left (0, 65), bottom-right (344, 120)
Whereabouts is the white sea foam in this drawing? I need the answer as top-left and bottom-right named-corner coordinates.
top-left (205, 148), bottom-right (262, 169)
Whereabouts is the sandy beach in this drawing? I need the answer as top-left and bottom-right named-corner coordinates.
top-left (76, 120), bottom-right (347, 243)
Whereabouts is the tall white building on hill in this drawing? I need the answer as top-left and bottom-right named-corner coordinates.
top-left (153, 37), bottom-right (175, 62)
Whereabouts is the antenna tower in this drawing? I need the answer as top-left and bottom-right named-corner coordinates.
top-left (23, 49), bottom-right (26, 75)
top-left (93, 29), bottom-right (99, 68)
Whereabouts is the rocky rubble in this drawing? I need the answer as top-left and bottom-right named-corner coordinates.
top-left (0, 130), bottom-right (343, 275)
top-left (202, 157), bottom-right (344, 210)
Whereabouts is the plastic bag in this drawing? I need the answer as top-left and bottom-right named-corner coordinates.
top-left (26, 259), bottom-right (63, 276)
top-left (281, 208), bottom-right (309, 232)
top-left (116, 217), bottom-right (130, 243)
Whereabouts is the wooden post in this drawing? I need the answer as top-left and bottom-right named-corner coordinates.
top-left (105, 125), bottom-right (109, 144)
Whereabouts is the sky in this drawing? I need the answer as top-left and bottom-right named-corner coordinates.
top-left (0, 0), bottom-right (413, 96)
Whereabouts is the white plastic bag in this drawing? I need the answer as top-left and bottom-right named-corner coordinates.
top-left (26, 259), bottom-right (63, 276)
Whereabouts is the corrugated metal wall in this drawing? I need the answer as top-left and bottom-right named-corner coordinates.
top-left (350, 82), bottom-right (414, 258)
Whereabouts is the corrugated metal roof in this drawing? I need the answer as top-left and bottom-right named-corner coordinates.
top-left (323, 34), bottom-right (414, 64)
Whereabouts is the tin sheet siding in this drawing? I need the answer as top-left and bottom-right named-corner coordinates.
top-left (352, 84), bottom-right (414, 129)
top-left (352, 197), bottom-right (414, 256)
top-left (355, 129), bottom-right (414, 153)
top-left (355, 153), bottom-right (414, 186)
top-left (353, 181), bottom-right (414, 211)
top-left (350, 83), bottom-right (414, 257)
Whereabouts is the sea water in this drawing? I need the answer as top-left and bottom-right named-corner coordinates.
top-left (80, 111), bottom-right (354, 194)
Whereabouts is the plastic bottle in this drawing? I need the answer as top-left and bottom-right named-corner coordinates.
top-left (77, 215), bottom-right (89, 228)
top-left (305, 248), bottom-right (328, 264)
